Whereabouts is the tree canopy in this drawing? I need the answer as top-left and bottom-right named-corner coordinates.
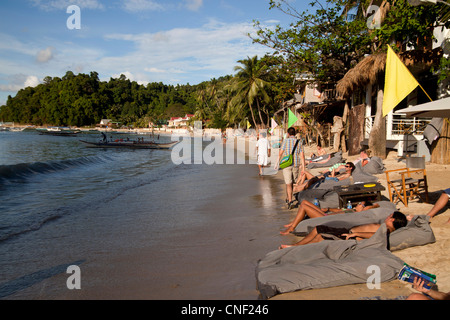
top-left (0, 71), bottom-right (199, 127)
top-left (0, 55), bottom-right (294, 129)
top-left (1, 0), bottom-right (448, 130)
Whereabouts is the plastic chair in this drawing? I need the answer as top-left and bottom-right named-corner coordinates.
top-left (385, 156), bottom-right (429, 207)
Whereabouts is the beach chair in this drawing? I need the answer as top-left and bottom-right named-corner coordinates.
top-left (385, 156), bottom-right (429, 207)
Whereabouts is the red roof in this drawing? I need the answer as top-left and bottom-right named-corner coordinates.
top-left (170, 114), bottom-right (195, 121)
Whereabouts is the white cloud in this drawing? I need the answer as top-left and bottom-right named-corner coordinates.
top-left (112, 71), bottom-right (149, 86)
top-left (144, 67), bottom-right (166, 73)
top-left (29, 0), bottom-right (104, 10)
top-left (122, 0), bottom-right (164, 12)
top-left (0, 74), bottom-right (40, 92)
top-left (24, 75), bottom-right (40, 87)
top-left (0, 19), bottom-right (272, 102)
top-left (36, 47), bottom-right (55, 63)
top-left (102, 20), bottom-right (270, 83)
top-left (0, 33), bottom-right (37, 56)
top-left (184, 0), bottom-right (203, 11)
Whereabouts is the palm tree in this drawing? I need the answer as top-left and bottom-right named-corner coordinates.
top-left (232, 56), bottom-right (271, 128)
top-left (195, 84), bottom-right (212, 123)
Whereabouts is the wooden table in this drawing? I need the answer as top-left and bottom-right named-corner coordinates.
top-left (333, 183), bottom-right (386, 208)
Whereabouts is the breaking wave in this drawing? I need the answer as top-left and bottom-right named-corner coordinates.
top-left (0, 156), bottom-right (109, 183)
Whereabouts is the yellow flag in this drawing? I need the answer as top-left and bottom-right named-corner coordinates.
top-left (247, 120), bottom-right (251, 129)
top-left (382, 45), bottom-right (420, 117)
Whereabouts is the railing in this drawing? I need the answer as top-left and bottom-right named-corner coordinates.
top-left (321, 88), bottom-right (339, 102)
top-left (391, 118), bottom-right (431, 136)
top-left (365, 116), bottom-right (432, 139)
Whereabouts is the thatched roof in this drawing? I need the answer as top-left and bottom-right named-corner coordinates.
top-left (336, 53), bottom-right (386, 99)
top-left (336, 47), bottom-right (442, 99)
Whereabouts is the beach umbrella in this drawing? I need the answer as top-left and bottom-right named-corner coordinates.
top-left (395, 97), bottom-right (450, 118)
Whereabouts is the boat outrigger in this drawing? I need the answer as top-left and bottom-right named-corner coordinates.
top-left (80, 139), bottom-right (178, 149)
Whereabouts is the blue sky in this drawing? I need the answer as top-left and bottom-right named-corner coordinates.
top-left (0, 0), bottom-right (310, 106)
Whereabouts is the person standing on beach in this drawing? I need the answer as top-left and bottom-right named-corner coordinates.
top-left (274, 127), bottom-right (305, 209)
top-left (256, 131), bottom-right (271, 176)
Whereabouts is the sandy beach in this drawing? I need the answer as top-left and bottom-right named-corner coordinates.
top-left (1, 133), bottom-right (449, 302)
top-left (270, 145), bottom-right (450, 300)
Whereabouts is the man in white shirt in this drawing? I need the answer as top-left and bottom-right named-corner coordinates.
top-left (256, 131), bottom-right (271, 176)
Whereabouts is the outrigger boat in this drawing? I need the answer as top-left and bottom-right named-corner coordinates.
top-left (37, 127), bottom-right (80, 136)
top-left (80, 139), bottom-right (178, 149)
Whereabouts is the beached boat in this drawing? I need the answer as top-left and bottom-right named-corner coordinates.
top-left (36, 127), bottom-right (80, 136)
top-left (79, 139), bottom-right (178, 149)
top-left (9, 127), bottom-right (26, 132)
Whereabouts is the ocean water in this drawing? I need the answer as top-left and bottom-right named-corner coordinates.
top-left (0, 130), bottom-right (285, 300)
top-left (0, 130), bottom-right (183, 243)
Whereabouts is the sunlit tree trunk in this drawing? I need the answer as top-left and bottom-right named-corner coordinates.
top-left (369, 84), bottom-right (387, 159)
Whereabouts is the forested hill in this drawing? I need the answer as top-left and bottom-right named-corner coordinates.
top-left (0, 71), bottom-right (207, 128)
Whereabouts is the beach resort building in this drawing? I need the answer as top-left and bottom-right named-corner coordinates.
top-left (279, 18), bottom-right (449, 163)
top-left (168, 114), bottom-right (195, 128)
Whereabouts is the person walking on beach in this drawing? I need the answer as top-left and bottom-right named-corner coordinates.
top-left (256, 131), bottom-right (271, 176)
top-left (274, 127), bottom-right (305, 209)
top-left (280, 211), bottom-right (407, 248)
top-left (280, 200), bottom-right (380, 235)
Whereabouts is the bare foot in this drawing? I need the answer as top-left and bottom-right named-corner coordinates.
top-left (280, 228), bottom-right (293, 235)
top-left (279, 244), bottom-right (293, 249)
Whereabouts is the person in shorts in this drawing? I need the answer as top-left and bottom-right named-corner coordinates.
top-left (274, 127), bottom-right (305, 209)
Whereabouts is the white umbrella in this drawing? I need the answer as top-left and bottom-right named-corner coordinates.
top-left (395, 97), bottom-right (450, 118)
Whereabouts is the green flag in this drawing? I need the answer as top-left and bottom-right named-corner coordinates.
top-left (288, 109), bottom-right (298, 128)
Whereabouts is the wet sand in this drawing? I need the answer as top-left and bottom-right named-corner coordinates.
top-left (4, 159), bottom-right (288, 300)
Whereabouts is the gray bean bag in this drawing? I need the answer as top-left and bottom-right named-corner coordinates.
top-left (351, 161), bottom-right (379, 184)
top-left (294, 204), bottom-right (435, 251)
top-left (361, 156), bottom-right (385, 175)
top-left (307, 152), bottom-right (343, 169)
top-left (389, 215), bottom-right (435, 251)
top-left (294, 164), bottom-right (379, 207)
top-left (294, 201), bottom-right (396, 235)
top-left (296, 189), bottom-right (341, 209)
top-left (256, 224), bottom-right (405, 299)
top-left (303, 162), bottom-right (378, 191)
